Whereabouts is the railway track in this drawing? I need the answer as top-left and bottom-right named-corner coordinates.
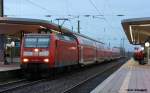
top-left (0, 79), bottom-right (46, 93)
top-left (0, 79), bottom-right (26, 87)
top-left (62, 59), bottom-right (125, 93)
top-left (0, 58), bottom-right (127, 93)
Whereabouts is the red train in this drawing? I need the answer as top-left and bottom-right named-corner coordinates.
top-left (20, 23), bottom-right (121, 77)
top-left (133, 50), bottom-right (145, 64)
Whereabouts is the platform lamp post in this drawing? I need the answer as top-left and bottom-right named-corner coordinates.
top-left (145, 41), bottom-right (150, 64)
top-left (145, 42), bottom-right (150, 47)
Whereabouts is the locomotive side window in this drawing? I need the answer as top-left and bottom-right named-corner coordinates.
top-left (64, 36), bottom-right (71, 41)
top-left (64, 35), bottom-right (76, 42)
top-left (69, 36), bottom-right (76, 42)
top-left (57, 34), bottom-right (76, 42)
top-left (57, 34), bottom-right (65, 40)
top-left (24, 36), bottom-right (50, 48)
top-left (64, 35), bottom-right (75, 42)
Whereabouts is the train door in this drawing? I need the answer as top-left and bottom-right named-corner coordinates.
top-left (79, 45), bottom-right (84, 64)
top-left (56, 34), bottom-right (78, 67)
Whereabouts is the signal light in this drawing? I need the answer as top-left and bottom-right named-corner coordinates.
top-left (44, 58), bottom-right (49, 63)
top-left (23, 58), bottom-right (29, 63)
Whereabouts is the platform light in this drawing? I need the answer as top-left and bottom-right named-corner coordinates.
top-left (145, 42), bottom-right (150, 47)
top-left (129, 26), bottom-right (134, 43)
top-left (40, 26), bottom-right (46, 29)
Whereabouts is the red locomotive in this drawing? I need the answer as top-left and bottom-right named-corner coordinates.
top-left (20, 20), bottom-right (121, 78)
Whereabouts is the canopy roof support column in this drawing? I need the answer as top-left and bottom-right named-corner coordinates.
top-left (0, 34), bottom-right (5, 63)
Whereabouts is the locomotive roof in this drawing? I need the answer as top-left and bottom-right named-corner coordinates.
top-left (74, 32), bottom-right (104, 44)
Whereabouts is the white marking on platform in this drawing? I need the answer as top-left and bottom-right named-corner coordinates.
top-left (90, 65), bottom-right (123, 93)
top-left (119, 70), bottom-right (131, 93)
top-left (0, 67), bottom-right (20, 71)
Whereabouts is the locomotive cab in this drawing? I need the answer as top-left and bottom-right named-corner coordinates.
top-left (21, 34), bottom-right (56, 75)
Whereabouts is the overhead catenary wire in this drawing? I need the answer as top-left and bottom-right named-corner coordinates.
top-left (25, 0), bottom-right (53, 13)
top-left (13, 0), bottom-right (121, 37)
top-left (88, 0), bottom-right (124, 47)
top-left (88, 0), bottom-right (117, 30)
top-left (104, 0), bottom-right (125, 35)
top-left (88, 0), bottom-right (122, 40)
top-left (65, 0), bottom-right (71, 15)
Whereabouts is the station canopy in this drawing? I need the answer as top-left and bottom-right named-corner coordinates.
top-left (0, 17), bottom-right (72, 36)
top-left (122, 17), bottom-right (150, 45)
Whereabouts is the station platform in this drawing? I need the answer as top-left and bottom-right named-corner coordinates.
top-left (0, 62), bottom-right (20, 82)
top-left (0, 62), bottom-right (20, 72)
top-left (91, 58), bottom-right (150, 93)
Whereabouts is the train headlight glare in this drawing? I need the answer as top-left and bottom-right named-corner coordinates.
top-left (23, 58), bottom-right (29, 63)
top-left (44, 58), bottom-right (49, 63)
top-left (34, 48), bottom-right (39, 52)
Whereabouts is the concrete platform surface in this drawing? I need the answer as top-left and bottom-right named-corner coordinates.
top-left (0, 62), bottom-right (20, 72)
top-left (91, 58), bottom-right (150, 93)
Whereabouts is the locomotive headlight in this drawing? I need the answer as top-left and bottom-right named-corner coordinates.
top-left (39, 51), bottom-right (49, 56)
top-left (23, 58), bottom-right (29, 63)
top-left (44, 58), bottom-right (49, 63)
top-left (34, 48), bottom-right (39, 52)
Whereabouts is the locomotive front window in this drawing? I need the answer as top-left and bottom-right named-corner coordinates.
top-left (37, 38), bottom-right (50, 47)
top-left (24, 36), bottom-right (50, 48)
top-left (25, 38), bottom-right (37, 47)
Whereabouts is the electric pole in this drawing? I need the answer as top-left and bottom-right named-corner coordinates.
top-left (122, 38), bottom-right (125, 57)
top-left (77, 20), bottom-right (80, 33)
top-left (120, 38), bottom-right (125, 57)
top-left (0, 0), bottom-right (3, 17)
